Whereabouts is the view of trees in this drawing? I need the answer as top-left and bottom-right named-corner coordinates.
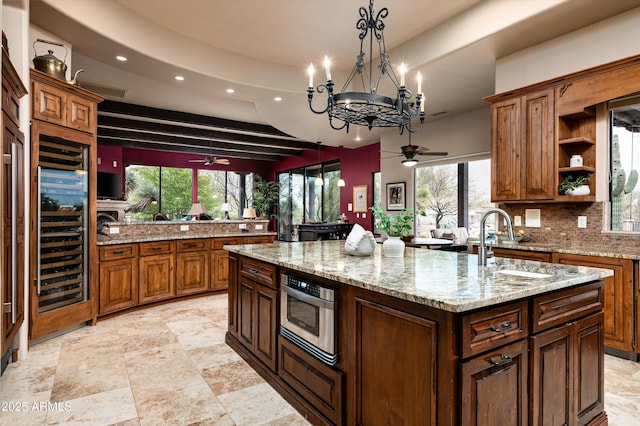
top-left (125, 165), bottom-right (253, 220)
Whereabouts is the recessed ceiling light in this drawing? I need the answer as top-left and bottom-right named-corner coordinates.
top-left (175, 75), bottom-right (185, 81)
top-left (116, 55), bottom-right (127, 62)
top-left (226, 88), bottom-right (235, 94)
top-left (274, 97), bottom-right (282, 102)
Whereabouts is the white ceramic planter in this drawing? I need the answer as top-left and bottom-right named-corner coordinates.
top-left (382, 236), bottom-right (405, 257)
top-left (566, 185), bottom-right (590, 196)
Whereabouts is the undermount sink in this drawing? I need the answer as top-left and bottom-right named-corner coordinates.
top-left (495, 269), bottom-right (553, 279)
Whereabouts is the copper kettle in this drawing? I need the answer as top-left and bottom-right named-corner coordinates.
top-left (32, 39), bottom-right (83, 84)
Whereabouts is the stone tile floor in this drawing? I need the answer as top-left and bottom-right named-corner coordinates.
top-left (0, 294), bottom-right (638, 425)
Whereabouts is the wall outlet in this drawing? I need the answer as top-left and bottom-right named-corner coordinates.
top-left (578, 216), bottom-right (587, 228)
top-left (239, 223), bottom-right (247, 229)
top-left (109, 226), bottom-right (119, 234)
top-left (514, 215), bottom-right (522, 226)
top-left (180, 225), bottom-right (189, 231)
top-left (112, 160), bottom-right (118, 168)
top-left (97, 157), bottom-right (101, 165)
top-left (348, 203), bottom-right (353, 212)
top-left (362, 212), bottom-right (366, 219)
top-left (255, 224), bottom-right (263, 230)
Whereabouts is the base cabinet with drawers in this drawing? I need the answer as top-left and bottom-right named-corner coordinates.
top-left (490, 246), bottom-right (634, 355)
top-left (226, 255), bottom-right (607, 426)
top-left (98, 244), bottom-right (138, 314)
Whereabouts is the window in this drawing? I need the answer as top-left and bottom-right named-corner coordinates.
top-left (610, 96), bottom-right (640, 232)
top-left (414, 159), bottom-right (492, 238)
top-left (126, 165), bottom-right (252, 220)
top-left (277, 161), bottom-right (341, 240)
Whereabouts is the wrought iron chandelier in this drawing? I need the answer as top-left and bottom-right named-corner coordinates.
top-left (307, 0), bottom-right (424, 135)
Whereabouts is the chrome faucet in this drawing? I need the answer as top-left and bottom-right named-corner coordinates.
top-left (478, 208), bottom-right (515, 266)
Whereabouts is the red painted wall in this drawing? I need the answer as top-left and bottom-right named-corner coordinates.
top-left (266, 143), bottom-right (380, 231)
top-left (97, 143), bottom-right (380, 230)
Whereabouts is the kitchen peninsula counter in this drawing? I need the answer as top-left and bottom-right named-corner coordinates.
top-left (225, 240), bottom-right (612, 425)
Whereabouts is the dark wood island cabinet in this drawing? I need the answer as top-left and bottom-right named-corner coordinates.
top-left (225, 240), bottom-right (612, 426)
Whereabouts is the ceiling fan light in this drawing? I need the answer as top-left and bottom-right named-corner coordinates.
top-left (315, 176), bottom-right (324, 186)
top-left (402, 157), bottom-right (418, 167)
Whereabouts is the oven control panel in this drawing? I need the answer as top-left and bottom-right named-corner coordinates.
top-left (282, 274), bottom-right (335, 302)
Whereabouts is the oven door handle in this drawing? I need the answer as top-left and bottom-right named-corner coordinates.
top-left (283, 286), bottom-right (335, 310)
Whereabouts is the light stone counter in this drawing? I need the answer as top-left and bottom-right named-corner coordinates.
top-left (225, 240), bottom-right (613, 313)
top-left (486, 241), bottom-right (640, 260)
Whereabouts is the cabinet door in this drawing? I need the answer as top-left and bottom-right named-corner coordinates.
top-left (255, 284), bottom-right (277, 372)
top-left (530, 323), bottom-right (573, 426)
top-left (238, 278), bottom-right (255, 349)
top-left (99, 259), bottom-right (138, 314)
top-left (67, 93), bottom-right (95, 133)
top-left (228, 254), bottom-right (239, 337)
top-left (212, 249), bottom-right (230, 290)
top-left (138, 254), bottom-right (175, 304)
top-left (460, 339), bottom-right (528, 426)
top-left (575, 312), bottom-right (605, 426)
top-left (491, 97), bottom-right (522, 201)
top-left (552, 253), bottom-right (633, 352)
top-left (354, 298), bottom-right (438, 426)
top-left (32, 80), bottom-right (66, 126)
top-left (522, 88), bottom-right (555, 200)
top-left (1, 121), bottom-right (24, 351)
top-left (176, 251), bottom-right (210, 295)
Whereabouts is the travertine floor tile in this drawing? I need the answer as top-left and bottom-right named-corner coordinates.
top-left (6, 294), bottom-right (638, 425)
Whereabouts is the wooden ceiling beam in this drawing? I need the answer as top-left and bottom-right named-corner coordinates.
top-left (98, 137), bottom-right (283, 161)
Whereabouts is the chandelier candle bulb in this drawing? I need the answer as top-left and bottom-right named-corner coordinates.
top-left (420, 94), bottom-right (425, 112)
top-left (417, 72), bottom-right (422, 94)
top-left (399, 63), bottom-right (406, 87)
top-left (323, 56), bottom-right (331, 80)
top-left (308, 64), bottom-right (314, 88)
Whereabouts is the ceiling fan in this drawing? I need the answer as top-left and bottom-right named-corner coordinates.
top-left (384, 137), bottom-right (448, 166)
top-left (188, 155), bottom-right (230, 166)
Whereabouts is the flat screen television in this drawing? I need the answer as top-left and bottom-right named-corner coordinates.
top-left (97, 172), bottom-right (121, 200)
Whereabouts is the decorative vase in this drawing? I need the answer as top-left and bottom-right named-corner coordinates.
top-left (566, 185), bottom-right (590, 196)
top-left (382, 236), bottom-right (405, 257)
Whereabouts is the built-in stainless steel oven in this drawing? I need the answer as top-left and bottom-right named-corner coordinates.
top-left (280, 273), bottom-right (337, 366)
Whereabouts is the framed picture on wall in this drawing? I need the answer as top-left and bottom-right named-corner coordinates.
top-left (353, 185), bottom-right (368, 212)
top-left (386, 182), bottom-right (406, 210)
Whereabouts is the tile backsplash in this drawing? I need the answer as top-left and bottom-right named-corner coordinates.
top-left (499, 202), bottom-right (638, 249)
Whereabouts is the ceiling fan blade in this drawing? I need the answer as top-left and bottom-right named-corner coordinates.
top-left (419, 151), bottom-right (449, 156)
top-left (215, 158), bottom-right (231, 165)
top-left (188, 159), bottom-right (205, 162)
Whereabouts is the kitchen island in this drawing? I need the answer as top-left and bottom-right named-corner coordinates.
top-left (225, 240), bottom-right (613, 426)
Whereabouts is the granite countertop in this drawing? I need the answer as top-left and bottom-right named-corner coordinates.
top-left (97, 232), bottom-right (276, 246)
top-left (480, 241), bottom-right (640, 260)
top-left (225, 240), bottom-right (613, 313)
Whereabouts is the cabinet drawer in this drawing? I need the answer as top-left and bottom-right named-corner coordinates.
top-left (461, 301), bottom-right (529, 358)
top-left (279, 338), bottom-right (343, 425)
top-left (532, 280), bottom-right (604, 333)
top-left (139, 241), bottom-right (175, 256)
top-left (177, 238), bottom-right (209, 252)
top-left (212, 237), bottom-right (241, 249)
top-left (242, 235), bottom-right (274, 244)
top-left (240, 257), bottom-right (276, 289)
top-left (99, 244), bottom-right (138, 261)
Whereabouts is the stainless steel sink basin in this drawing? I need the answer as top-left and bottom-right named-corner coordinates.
top-left (495, 269), bottom-right (553, 279)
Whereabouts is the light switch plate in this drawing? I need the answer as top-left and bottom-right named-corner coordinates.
top-left (255, 224), bottom-right (263, 230)
top-left (514, 215), bottom-right (522, 226)
top-left (109, 227), bottom-right (119, 234)
top-left (180, 225), bottom-right (189, 231)
top-left (239, 223), bottom-right (247, 229)
top-left (578, 216), bottom-right (587, 228)
top-left (348, 203), bottom-right (353, 212)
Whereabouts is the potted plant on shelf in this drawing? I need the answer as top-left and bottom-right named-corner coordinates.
top-left (558, 174), bottom-right (592, 196)
top-left (371, 206), bottom-right (416, 257)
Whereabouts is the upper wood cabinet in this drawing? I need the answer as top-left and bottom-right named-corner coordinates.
top-left (490, 88), bottom-right (555, 202)
top-left (488, 55), bottom-right (640, 203)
